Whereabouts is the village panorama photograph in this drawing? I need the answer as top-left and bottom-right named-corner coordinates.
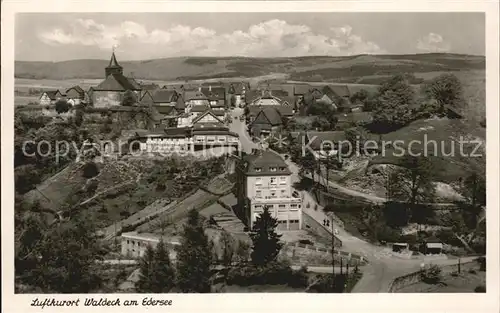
top-left (13, 12), bottom-right (486, 294)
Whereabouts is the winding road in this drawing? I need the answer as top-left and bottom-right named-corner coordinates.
top-left (226, 108), bottom-right (478, 292)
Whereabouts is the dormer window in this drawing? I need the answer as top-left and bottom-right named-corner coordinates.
top-left (270, 167), bottom-right (277, 172)
top-left (279, 167), bottom-right (286, 171)
top-left (255, 167), bottom-right (262, 172)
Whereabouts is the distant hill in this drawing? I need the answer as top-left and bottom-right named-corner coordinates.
top-left (15, 53), bottom-right (485, 82)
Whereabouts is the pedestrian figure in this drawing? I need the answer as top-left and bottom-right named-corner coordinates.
top-left (323, 219), bottom-right (326, 226)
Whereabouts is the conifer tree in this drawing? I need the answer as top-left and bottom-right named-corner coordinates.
top-left (136, 244), bottom-right (157, 293)
top-left (137, 240), bottom-right (175, 293)
top-left (175, 209), bottom-right (212, 293)
top-left (250, 206), bottom-right (283, 266)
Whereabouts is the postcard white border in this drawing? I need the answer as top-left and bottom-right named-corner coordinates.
top-left (2, 1), bottom-right (499, 313)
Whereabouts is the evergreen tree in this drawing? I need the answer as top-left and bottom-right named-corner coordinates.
top-left (136, 245), bottom-right (157, 292)
top-left (250, 206), bottom-right (283, 266)
top-left (175, 209), bottom-right (212, 293)
top-left (137, 240), bottom-right (175, 293)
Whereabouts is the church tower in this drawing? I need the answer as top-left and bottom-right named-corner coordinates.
top-left (105, 51), bottom-right (123, 77)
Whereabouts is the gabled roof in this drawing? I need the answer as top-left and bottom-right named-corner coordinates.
top-left (95, 73), bottom-right (140, 91)
top-left (248, 105), bottom-right (294, 117)
top-left (146, 89), bottom-right (178, 103)
top-left (192, 110), bottom-right (224, 125)
top-left (323, 85), bottom-right (351, 98)
top-left (244, 150), bottom-right (291, 176)
top-left (66, 85), bottom-right (85, 95)
top-left (252, 107), bottom-right (283, 126)
top-left (41, 90), bottom-right (62, 100)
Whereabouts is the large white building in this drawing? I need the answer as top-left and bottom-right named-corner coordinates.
top-left (129, 110), bottom-right (240, 157)
top-left (237, 150), bottom-right (302, 230)
top-left (121, 232), bottom-right (180, 259)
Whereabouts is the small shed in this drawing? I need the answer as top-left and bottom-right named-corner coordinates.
top-left (392, 242), bottom-right (409, 253)
top-left (424, 242), bottom-right (443, 255)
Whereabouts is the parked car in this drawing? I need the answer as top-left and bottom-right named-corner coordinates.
top-left (292, 190), bottom-right (300, 198)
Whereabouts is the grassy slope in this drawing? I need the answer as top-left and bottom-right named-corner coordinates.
top-left (15, 53), bottom-right (484, 82)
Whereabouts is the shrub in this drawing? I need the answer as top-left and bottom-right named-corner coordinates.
top-left (226, 261), bottom-right (308, 288)
top-left (468, 268), bottom-right (477, 274)
top-left (474, 285), bottom-right (486, 293)
top-left (420, 265), bottom-right (442, 284)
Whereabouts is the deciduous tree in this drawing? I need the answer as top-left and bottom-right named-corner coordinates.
top-left (55, 99), bottom-right (71, 114)
top-left (371, 75), bottom-right (415, 132)
top-left (387, 155), bottom-right (436, 208)
top-left (423, 73), bottom-right (464, 111)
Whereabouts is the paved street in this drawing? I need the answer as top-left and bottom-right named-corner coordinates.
top-left (229, 108), bottom-right (259, 154)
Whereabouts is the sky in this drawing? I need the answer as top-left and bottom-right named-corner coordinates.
top-left (15, 13), bottom-right (485, 61)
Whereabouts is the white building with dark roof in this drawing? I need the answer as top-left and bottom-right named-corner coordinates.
top-left (237, 150), bottom-right (302, 230)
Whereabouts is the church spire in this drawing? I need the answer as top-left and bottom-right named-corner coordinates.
top-left (105, 49), bottom-right (123, 77)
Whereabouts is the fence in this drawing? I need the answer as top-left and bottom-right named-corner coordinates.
top-left (283, 242), bottom-right (367, 266)
top-left (388, 259), bottom-right (479, 292)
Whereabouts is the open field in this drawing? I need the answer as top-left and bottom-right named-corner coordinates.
top-left (15, 53), bottom-right (484, 81)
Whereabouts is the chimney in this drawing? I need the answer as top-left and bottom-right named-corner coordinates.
top-left (198, 86), bottom-right (201, 92)
top-left (209, 85), bottom-right (212, 92)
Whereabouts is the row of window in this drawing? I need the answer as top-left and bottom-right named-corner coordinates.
top-left (255, 177), bottom-right (287, 185)
top-left (255, 189), bottom-right (288, 198)
top-left (147, 145), bottom-right (187, 151)
top-left (253, 204), bottom-right (301, 210)
top-left (254, 167), bottom-right (287, 173)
